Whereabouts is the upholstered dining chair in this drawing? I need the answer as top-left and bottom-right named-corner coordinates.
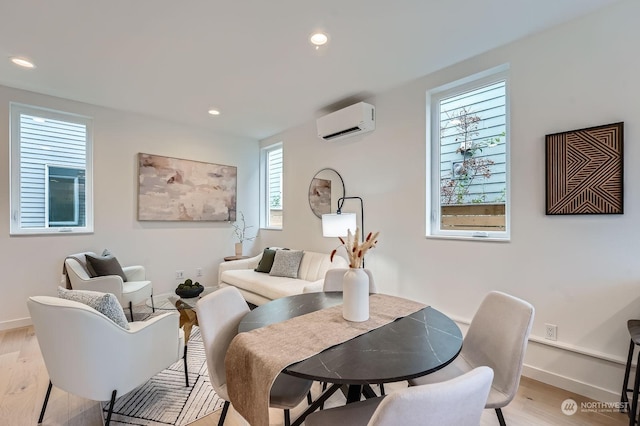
top-left (409, 291), bottom-right (535, 426)
top-left (196, 286), bottom-right (313, 426)
top-left (306, 366), bottom-right (494, 426)
top-left (322, 268), bottom-right (377, 293)
top-left (28, 295), bottom-right (185, 425)
top-left (64, 251), bottom-right (153, 321)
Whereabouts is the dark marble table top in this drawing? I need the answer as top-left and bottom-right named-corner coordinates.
top-left (238, 292), bottom-right (463, 385)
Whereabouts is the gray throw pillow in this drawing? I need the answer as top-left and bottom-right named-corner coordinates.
top-left (269, 250), bottom-right (304, 278)
top-left (85, 254), bottom-right (128, 282)
top-left (57, 286), bottom-right (130, 329)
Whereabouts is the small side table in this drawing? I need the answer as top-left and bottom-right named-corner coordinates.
top-left (224, 255), bottom-right (250, 261)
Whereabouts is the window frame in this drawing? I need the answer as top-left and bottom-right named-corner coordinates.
top-left (46, 165), bottom-right (83, 227)
top-left (427, 65), bottom-right (510, 241)
top-left (259, 142), bottom-right (283, 230)
top-left (10, 103), bottom-right (94, 235)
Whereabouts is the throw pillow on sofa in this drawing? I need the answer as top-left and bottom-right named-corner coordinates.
top-left (255, 248), bottom-right (277, 273)
top-left (58, 286), bottom-right (130, 329)
top-left (85, 253), bottom-right (128, 282)
top-left (269, 250), bottom-right (304, 278)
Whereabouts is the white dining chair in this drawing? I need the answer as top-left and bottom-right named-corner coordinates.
top-left (196, 286), bottom-right (313, 426)
top-left (306, 366), bottom-right (493, 426)
top-left (409, 291), bottom-right (534, 426)
top-left (322, 268), bottom-right (377, 292)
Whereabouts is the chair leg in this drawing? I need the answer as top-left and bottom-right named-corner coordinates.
top-left (218, 401), bottom-right (230, 426)
top-left (379, 383), bottom-right (385, 395)
top-left (320, 382), bottom-right (327, 410)
top-left (129, 301), bottom-right (134, 322)
top-left (631, 351), bottom-right (640, 426)
top-left (184, 344), bottom-right (189, 387)
top-left (307, 390), bottom-right (312, 405)
top-left (105, 389), bottom-right (118, 426)
top-left (151, 294), bottom-right (155, 312)
top-left (495, 408), bottom-right (507, 426)
top-left (623, 339), bottom-right (635, 411)
top-left (38, 380), bottom-right (53, 424)
top-left (284, 409), bottom-right (291, 426)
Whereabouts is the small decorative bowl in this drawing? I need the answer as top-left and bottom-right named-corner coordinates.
top-left (175, 286), bottom-right (204, 298)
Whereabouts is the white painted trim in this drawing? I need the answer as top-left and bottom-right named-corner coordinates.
top-left (449, 314), bottom-right (628, 366)
top-left (527, 335), bottom-right (627, 366)
top-left (522, 364), bottom-right (619, 403)
top-left (0, 316), bottom-right (32, 331)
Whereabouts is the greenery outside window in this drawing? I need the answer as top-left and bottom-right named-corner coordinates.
top-left (260, 143), bottom-right (283, 229)
top-left (10, 103), bottom-right (93, 235)
top-left (427, 66), bottom-right (510, 240)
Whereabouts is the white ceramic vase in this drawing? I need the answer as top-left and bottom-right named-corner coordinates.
top-left (342, 268), bottom-right (370, 322)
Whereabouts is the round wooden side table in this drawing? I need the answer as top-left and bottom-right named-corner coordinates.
top-left (224, 255), bottom-right (250, 261)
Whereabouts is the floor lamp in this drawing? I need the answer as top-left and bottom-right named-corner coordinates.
top-left (322, 196), bottom-right (365, 266)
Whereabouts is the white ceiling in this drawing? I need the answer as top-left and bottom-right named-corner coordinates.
top-left (0, 0), bottom-right (622, 140)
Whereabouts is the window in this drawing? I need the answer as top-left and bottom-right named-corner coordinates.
top-left (428, 66), bottom-right (509, 240)
top-left (260, 143), bottom-right (283, 229)
top-left (10, 103), bottom-right (93, 235)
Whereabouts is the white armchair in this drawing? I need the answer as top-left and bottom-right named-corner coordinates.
top-left (28, 295), bottom-right (185, 425)
top-left (64, 252), bottom-right (153, 320)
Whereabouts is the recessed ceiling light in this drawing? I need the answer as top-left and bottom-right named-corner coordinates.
top-left (310, 32), bottom-right (329, 48)
top-left (208, 109), bottom-right (221, 116)
top-left (10, 56), bottom-right (36, 69)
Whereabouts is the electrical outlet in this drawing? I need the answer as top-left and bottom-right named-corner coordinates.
top-left (545, 323), bottom-right (557, 341)
top-left (196, 268), bottom-right (203, 277)
top-left (175, 270), bottom-right (184, 280)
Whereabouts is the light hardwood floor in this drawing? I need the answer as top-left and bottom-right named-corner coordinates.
top-left (0, 325), bottom-right (630, 425)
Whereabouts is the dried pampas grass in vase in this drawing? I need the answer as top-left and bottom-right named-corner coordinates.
top-left (330, 228), bottom-right (379, 268)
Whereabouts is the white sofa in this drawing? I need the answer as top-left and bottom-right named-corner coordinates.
top-left (218, 250), bottom-right (348, 306)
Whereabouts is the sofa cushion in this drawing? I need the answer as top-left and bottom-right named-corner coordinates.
top-left (297, 251), bottom-right (347, 282)
top-left (270, 250), bottom-right (304, 278)
top-left (57, 286), bottom-right (130, 329)
top-left (255, 248), bottom-right (277, 273)
top-left (222, 270), bottom-right (313, 300)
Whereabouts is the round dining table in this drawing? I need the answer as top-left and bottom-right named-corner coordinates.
top-left (238, 292), bottom-right (463, 424)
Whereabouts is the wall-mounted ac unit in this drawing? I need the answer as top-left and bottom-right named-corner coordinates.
top-left (316, 102), bottom-right (375, 141)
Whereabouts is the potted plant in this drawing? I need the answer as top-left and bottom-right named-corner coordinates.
top-left (231, 211), bottom-right (255, 256)
top-left (175, 278), bottom-right (204, 298)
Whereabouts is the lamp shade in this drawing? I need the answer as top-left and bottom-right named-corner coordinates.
top-left (322, 213), bottom-right (357, 237)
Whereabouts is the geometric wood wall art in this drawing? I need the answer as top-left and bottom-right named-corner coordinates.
top-left (545, 122), bottom-right (623, 215)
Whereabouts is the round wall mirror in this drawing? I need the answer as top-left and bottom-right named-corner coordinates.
top-left (308, 168), bottom-right (345, 218)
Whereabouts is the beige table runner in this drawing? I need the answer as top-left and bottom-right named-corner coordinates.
top-left (225, 294), bottom-right (426, 426)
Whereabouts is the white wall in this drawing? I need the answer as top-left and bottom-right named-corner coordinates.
top-left (0, 85), bottom-right (260, 329)
top-left (259, 0), bottom-right (640, 402)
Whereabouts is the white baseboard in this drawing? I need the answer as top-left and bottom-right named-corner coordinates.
top-left (522, 364), bottom-right (619, 403)
top-left (0, 316), bottom-right (32, 331)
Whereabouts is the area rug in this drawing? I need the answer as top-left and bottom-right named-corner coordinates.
top-left (103, 326), bottom-right (224, 425)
